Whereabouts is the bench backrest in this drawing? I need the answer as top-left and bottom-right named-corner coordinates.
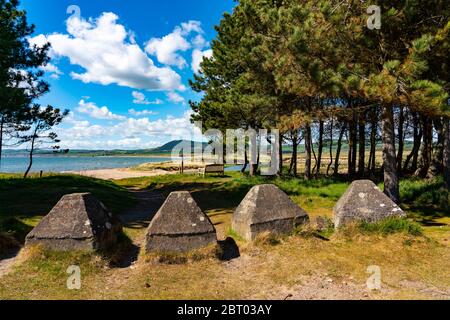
top-left (204, 164), bottom-right (224, 172)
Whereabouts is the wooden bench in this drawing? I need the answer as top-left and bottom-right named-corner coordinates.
top-left (198, 164), bottom-right (225, 177)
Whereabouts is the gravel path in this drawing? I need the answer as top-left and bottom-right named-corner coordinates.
top-left (0, 249), bottom-right (20, 278)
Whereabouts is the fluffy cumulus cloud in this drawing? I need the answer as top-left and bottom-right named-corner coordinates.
top-left (166, 91), bottom-right (185, 104)
top-left (40, 63), bottom-right (63, 79)
top-left (145, 21), bottom-right (206, 69)
top-left (25, 14), bottom-right (216, 150)
top-left (76, 99), bottom-right (126, 121)
top-left (113, 110), bottom-right (197, 139)
top-left (29, 13), bottom-right (184, 91)
top-left (128, 108), bottom-right (158, 116)
top-left (191, 49), bottom-right (213, 73)
top-left (132, 91), bottom-right (163, 105)
top-left (56, 108), bottom-right (199, 150)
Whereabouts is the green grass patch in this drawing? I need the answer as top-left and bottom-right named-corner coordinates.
top-left (116, 172), bottom-right (349, 219)
top-left (226, 228), bottom-right (245, 242)
top-left (358, 217), bottom-right (423, 237)
top-left (0, 174), bottom-right (135, 247)
top-left (400, 177), bottom-right (449, 219)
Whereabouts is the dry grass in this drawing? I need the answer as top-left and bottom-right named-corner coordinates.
top-left (141, 244), bottom-right (220, 265)
top-left (0, 172), bottom-right (448, 300)
top-left (1, 230), bottom-right (448, 300)
top-left (133, 161), bottom-right (206, 172)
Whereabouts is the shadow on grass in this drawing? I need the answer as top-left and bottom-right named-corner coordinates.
top-left (144, 180), bottom-right (253, 212)
top-left (0, 217), bottom-right (34, 244)
top-left (0, 175), bottom-right (136, 221)
top-left (217, 237), bottom-right (240, 261)
top-left (400, 177), bottom-right (449, 226)
top-left (104, 232), bottom-right (140, 268)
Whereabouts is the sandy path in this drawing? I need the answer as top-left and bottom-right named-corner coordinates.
top-left (66, 168), bottom-right (195, 180)
top-left (0, 249), bottom-right (20, 278)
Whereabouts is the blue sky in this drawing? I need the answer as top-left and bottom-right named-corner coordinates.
top-left (20, 0), bottom-right (235, 150)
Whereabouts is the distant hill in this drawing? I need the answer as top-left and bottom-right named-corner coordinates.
top-left (151, 140), bottom-right (207, 154)
top-left (3, 140), bottom-right (208, 156)
top-left (3, 139), bottom-right (413, 157)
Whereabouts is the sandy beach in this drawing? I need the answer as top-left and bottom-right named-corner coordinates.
top-left (67, 167), bottom-right (199, 180)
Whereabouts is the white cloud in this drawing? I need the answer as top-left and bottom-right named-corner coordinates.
top-left (167, 91), bottom-right (185, 104)
top-left (145, 20), bottom-right (204, 69)
top-left (41, 63), bottom-right (63, 79)
top-left (128, 108), bottom-right (159, 116)
top-left (192, 49), bottom-right (213, 73)
top-left (112, 110), bottom-right (196, 139)
top-left (132, 91), bottom-right (163, 105)
top-left (180, 21), bottom-right (203, 34)
top-left (56, 110), bottom-right (200, 150)
top-left (192, 34), bottom-right (208, 49)
top-left (60, 120), bottom-right (107, 139)
top-left (145, 31), bottom-right (190, 68)
top-left (29, 12), bottom-right (184, 91)
top-left (76, 99), bottom-right (126, 121)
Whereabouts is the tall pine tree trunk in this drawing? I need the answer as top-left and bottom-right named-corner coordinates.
top-left (316, 121), bottom-right (324, 176)
top-left (358, 111), bottom-right (366, 177)
top-left (417, 116), bottom-right (432, 178)
top-left (241, 149), bottom-right (248, 174)
top-left (348, 116), bottom-right (357, 177)
top-left (24, 132), bottom-right (37, 179)
top-left (304, 125), bottom-right (312, 180)
top-left (411, 114), bottom-right (422, 172)
top-left (381, 105), bottom-right (399, 203)
top-left (403, 112), bottom-right (421, 172)
top-left (311, 137), bottom-right (318, 173)
top-left (396, 106), bottom-right (405, 175)
top-left (327, 119), bottom-right (334, 176)
top-left (289, 132), bottom-right (298, 176)
top-left (430, 118), bottom-right (444, 176)
top-left (334, 124), bottom-right (346, 175)
top-left (368, 108), bottom-right (377, 175)
top-left (444, 118), bottom-right (450, 190)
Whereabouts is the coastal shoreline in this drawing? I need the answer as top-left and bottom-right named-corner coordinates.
top-left (65, 168), bottom-right (188, 180)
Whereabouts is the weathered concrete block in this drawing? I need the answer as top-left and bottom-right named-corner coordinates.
top-left (145, 191), bottom-right (217, 253)
top-left (232, 184), bottom-right (309, 240)
top-left (25, 193), bottom-right (122, 251)
top-left (333, 180), bottom-right (406, 228)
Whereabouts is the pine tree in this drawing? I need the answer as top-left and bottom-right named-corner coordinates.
top-left (0, 0), bottom-right (51, 167)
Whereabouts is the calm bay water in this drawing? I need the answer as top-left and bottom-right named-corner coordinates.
top-left (0, 155), bottom-right (172, 173)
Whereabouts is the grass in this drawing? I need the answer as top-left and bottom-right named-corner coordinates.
top-left (358, 217), bottom-right (423, 237)
top-left (0, 172), bottom-right (449, 299)
top-left (132, 161), bottom-right (205, 172)
top-left (0, 173), bottom-right (136, 246)
top-left (1, 230), bottom-right (447, 300)
top-left (400, 177), bottom-right (450, 219)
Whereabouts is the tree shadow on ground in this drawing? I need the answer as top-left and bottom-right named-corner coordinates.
top-left (217, 237), bottom-right (240, 261)
top-left (144, 181), bottom-right (252, 213)
top-left (0, 175), bottom-right (135, 221)
top-left (0, 218), bottom-right (34, 244)
top-left (105, 232), bottom-right (140, 268)
top-left (400, 178), bottom-right (449, 225)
